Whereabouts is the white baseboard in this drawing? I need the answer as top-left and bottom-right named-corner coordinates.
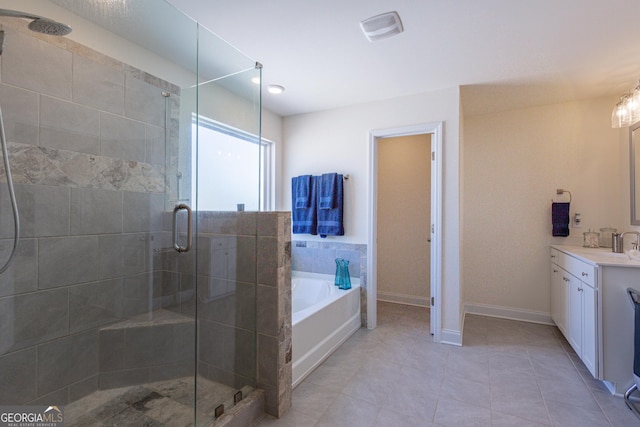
top-left (464, 303), bottom-right (554, 325)
top-left (377, 291), bottom-right (429, 308)
top-left (440, 329), bottom-right (462, 346)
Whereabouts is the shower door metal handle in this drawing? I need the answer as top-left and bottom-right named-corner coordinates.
top-left (173, 204), bottom-right (192, 253)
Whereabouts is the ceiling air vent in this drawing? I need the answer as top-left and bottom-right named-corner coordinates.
top-left (360, 11), bottom-right (404, 42)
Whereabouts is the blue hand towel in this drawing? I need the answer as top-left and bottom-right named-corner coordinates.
top-left (292, 176), bottom-right (317, 235)
top-left (318, 174), bottom-right (344, 237)
top-left (551, 202), bottom-right (570, 237)
top-left (319, 173), bottom-right (338, 209)
top-left (294, 175), bottom-right (312, 209)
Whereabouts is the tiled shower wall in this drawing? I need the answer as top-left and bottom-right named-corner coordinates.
top-left (0, 24), bottom-right (180, 405)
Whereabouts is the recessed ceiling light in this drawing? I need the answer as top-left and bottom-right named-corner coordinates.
top-left (360, 11), bottom-right (404, 42)
top-left (251, 76), bottom-right (260, 85)
top-left (267, 84), bottom-right (285, 94)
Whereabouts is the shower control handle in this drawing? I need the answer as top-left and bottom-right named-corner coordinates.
top-left (173, 204), bottom-right (192, 253)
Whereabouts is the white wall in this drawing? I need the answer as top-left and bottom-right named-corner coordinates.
top-left (263, 108), bottom-right (284, 210)
top-left (283, 87), bottom-right (462, 338)
top-left (462, 95), bottom-right (627, 317)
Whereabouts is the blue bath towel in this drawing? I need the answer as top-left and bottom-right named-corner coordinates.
top-left (294, 175), bottom-right (313, 209)
top-left (319, 173), bottom-right (338, 209)
top-left (551, 202), bottom-right (570, 237)
top-left (317, 174), bottom-right (344, 237)
top-left (292, 176), bottom-right (318, 235)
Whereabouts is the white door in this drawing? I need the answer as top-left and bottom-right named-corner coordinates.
top-left (368, 122), bottom-right (442, 341)
top-left (430, 139), bottom-right (436, 335)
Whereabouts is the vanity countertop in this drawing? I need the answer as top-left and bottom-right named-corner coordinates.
top-left (551, 245), bottom-right (640, 268)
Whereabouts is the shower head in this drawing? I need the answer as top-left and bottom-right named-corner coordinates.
top-left (0, 8), bottom-right (71, 36)
top-left (27, 18), bottom-right (72, 36)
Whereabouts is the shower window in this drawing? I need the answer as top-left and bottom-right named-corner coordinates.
top-left (192, 115), bottom-right (272, 211)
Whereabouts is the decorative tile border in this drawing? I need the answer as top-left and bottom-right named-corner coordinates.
top-left (2, 142), bottom-right (165, 193)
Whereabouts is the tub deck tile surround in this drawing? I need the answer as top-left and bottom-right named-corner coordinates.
top-left (292, 240), bottom-right (368, 327)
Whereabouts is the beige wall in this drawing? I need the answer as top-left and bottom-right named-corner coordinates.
top-left (377, 135), bottom-right (431, 306)
top-left (462, 94), bottom-right (627, 316)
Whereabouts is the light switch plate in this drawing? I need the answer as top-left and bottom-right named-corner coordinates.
top-left (573, 213), bottom-right (582, 228)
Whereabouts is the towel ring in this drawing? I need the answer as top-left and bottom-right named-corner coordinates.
top-left (553, 189), bottom-right (572, 203)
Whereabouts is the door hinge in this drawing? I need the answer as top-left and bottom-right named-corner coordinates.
top-left (431, 296), bottom-right (434, 306)
top-left (431, 152), bottom-right (435, 161)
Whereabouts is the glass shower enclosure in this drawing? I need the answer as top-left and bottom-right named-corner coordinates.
top-left (0, 0), bottom-right (262, 425)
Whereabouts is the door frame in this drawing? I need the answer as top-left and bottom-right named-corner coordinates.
top-left (367, 122), bottom-right (443, 342)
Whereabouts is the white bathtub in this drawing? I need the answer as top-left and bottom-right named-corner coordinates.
top-left (292, 272), bottom-right (361, 388)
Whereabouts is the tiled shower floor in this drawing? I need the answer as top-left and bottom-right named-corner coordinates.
top-left (65, 376), bottom-right (252, 426)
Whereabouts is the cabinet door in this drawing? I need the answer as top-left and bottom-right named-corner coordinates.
top-left (581, 284), bottom-right (597, 377)
top-left (551, 265), bottom-right (565, 333)
top-left (558, 270), bottom-right (570, 336)
top-left (567, 274), bottom-right (582, 356)
top-left (561, 276), bottom-right (570, 335)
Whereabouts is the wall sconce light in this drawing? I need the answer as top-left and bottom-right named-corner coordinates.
top-left (612, 80), bottom-right (640, 128)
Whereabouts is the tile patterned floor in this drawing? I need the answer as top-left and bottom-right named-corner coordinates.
top-left (259, 301), bottom-right (640, 426)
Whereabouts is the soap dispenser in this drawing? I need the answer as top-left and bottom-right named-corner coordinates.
top-left (613, 233), bottom-right (624, 253)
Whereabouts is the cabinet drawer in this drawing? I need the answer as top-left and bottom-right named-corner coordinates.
top-left (559, 252), bottom-right (596, 287)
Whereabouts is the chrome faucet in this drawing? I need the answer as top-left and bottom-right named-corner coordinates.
top-left (622, 231), bottom-right (640, 251)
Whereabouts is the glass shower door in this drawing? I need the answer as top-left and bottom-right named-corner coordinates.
top-left (0, 1), bottom-right (200, 424)
top-left (190, 26), bottom-right (263, 424)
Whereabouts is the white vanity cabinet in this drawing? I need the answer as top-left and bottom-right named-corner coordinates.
top-left (550, 248), bottom-right (597, 376)
top-left (550, 245), bottom-right (640, 395)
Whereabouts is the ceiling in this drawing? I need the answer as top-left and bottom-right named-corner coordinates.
top-left (162, 0), bottom-right (640, 117)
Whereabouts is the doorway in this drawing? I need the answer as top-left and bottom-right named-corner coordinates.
top-left (368, 123), bottom-right (443, 341)
top-left (377, 134), bottom-right (431, 308)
